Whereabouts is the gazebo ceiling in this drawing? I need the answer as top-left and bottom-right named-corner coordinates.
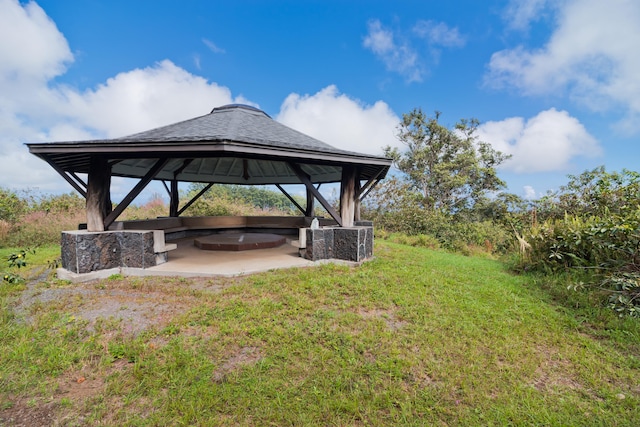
top-left (27, 104), bottom-right (391, 185)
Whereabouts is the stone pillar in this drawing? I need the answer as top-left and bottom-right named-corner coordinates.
top-left (303, 223), bottom-right (374, 262)
top-left (61, 230), bottom-right (167, 274)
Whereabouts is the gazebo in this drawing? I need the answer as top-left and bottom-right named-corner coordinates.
top-left (27, 104), bottom-right (392, 275)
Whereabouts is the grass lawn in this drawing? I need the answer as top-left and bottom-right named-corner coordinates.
top-left (1, 241), bottom-right (638, 426)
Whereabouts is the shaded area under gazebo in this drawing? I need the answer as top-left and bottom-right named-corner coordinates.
top-left (27, 104), bottom-right (392, 277)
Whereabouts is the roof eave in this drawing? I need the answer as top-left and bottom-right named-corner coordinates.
top-left (27, 140), bottom-right (392, 167)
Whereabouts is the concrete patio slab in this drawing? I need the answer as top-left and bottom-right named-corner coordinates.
top-left (57, 237), bottom-right (359, 283)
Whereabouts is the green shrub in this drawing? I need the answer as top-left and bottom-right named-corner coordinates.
top-left (184, 184), bottom-right (299, 216)
top-left (521, 207), bottom-right (640, 316)
top-left (0, 188), bottom-right (27, 223)
top-left (2, 248), bottom-right (36, 284)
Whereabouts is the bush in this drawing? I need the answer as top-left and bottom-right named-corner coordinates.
top-left (521, 208), bottom-right (640, 316)
top-left (0, 190), bottom-right (86, 248)
top-left (2, 248), bottom-right (36, 284)
top-left (0, 187), bottom-right (27, 223)
top-left (182, 184), bottom-right (297, 217)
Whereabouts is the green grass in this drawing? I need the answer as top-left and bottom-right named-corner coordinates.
top-left (1, 241), bottom-right (638, 426)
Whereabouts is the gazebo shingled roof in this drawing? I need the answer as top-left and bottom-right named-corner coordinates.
top-left (27, 104), bottom-right (392, 231)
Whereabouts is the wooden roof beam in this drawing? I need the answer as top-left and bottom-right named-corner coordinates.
top-left (288, 162), bottom-right (343, 227)
top-left (103, 158), bottom-right (169, 229)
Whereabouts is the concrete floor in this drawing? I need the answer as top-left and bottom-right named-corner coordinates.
top-left (145, 237), bottom-right (317, 277)
top-left (58, 237), bottom-right (325, 283)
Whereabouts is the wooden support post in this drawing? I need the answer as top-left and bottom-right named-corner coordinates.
top-left (86, 156), bottom-right (112, 232)
top-left (305, 185), bottom-right (315, 217)
top-left (354, 178), bottom-right (362, 221)
top-left (169, 180), bottom-right (179, 217)
top-left (168, 158), bottom-right (193, 217)
top-left (340, 166), bottom-right (358, 227)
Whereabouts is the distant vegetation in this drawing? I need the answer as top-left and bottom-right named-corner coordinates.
top-left (181, 183), bottom-right (304, 217)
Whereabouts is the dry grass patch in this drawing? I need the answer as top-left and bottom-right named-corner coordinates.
top-left (356, 307), bottom-right (408, 331)
top-left (212, 346), bottom-right (264, 383)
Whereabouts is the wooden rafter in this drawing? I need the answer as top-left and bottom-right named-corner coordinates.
top-left (43, 155), bottom-right (87, 198)
top-left (177, 182), bottom-right (213, 216)
top-left (103, 158), bottom-right (169, 229)
top-left (275, 184), bottom-right (306, 216)
top-left (288, 162), bottom-right (342, 226)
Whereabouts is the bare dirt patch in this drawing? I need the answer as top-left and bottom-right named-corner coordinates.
top-left (357, 307), bottom-right (408, 331)
top-left (0, 397), bottom-right (57, 427)
top-left (529, 345), bottom-right (591, 396)
top-left (212, 346), bottom-right (264, 382)
top-left (13, 276), bottom-right (241, 335)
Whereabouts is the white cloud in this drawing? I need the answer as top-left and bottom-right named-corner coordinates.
top-left (59, 60), bottom-right (245, 138)
top-left (523, 185), bottom-right (537, 200)
top-left (477, 108), bottom-right (601, 173)
top-left (502, 0), bottom-right (554, 31)
top-left (0, 0), bottom-right (72, 83)
top-left (487, 0), bottom-right (640, 133)
top-left (202, 38), bottom-right (225, 54)
top-left (412, 20), bottom-right (465, 48)
top-left (277, 85), bottom-right (400, 156)
top-left (0, 0), bottom-right (249, 194)
top-left (363, 19), bottom-right (421, 82)
top-left (364, 18), bottom-right (465, 82)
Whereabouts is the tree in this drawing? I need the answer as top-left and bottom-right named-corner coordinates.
top-left (535, 166), bottom-right (640, 221)
top-left (384, 108), bottom-right (510, 213)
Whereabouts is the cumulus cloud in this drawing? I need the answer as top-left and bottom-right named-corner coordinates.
top-left (277, 85), bottom-right (400, 156)
top-left (59, 60), bottom-right (245, 138)
top-left (0, 0), bottom-right (72, 83)
top-left (487, 0), bottom-right (640, 133)
top-left (476, 108), bottom-right (601, 173)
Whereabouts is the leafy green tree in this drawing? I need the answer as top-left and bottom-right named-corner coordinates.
top-left (384, 108), bottom-right (510, 213)
top-left (535, 166), bottom-right (640, 221)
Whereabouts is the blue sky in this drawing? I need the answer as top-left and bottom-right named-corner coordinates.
top-left (1, 0), bottom-right (639, 202)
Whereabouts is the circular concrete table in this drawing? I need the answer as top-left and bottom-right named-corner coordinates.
top-left (194, 233), bottom-right (286, 251)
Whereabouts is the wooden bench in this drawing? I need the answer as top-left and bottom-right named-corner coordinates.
top-left (105, 216), bottom-right (338, 248)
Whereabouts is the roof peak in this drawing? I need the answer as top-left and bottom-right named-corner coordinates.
top-left (211, 104), bottom-right (271, 118)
